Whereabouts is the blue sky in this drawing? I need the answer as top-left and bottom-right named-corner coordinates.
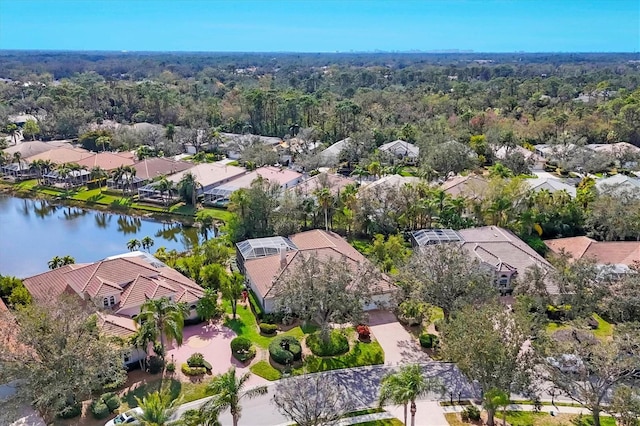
top-left (0, 0), bottom-right (638, 52)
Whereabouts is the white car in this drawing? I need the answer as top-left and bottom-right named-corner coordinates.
top-left (105, 407), bottom-right (143, 426)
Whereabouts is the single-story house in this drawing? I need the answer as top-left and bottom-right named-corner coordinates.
top-left (23, 146), bottom-right (93, 165)
top-left (138, 161), bottom-right (245, 203)
top-left (595, 174), bottom-right (640, 197)
top-left (291, 172), bottom-right (356, 197)
top-left (96, 312), bottom-right (147, 367)
top-left (440, 174), bottom-right (489, 200)
top-left (545, 236), bottom-right (640, 276)
top-left (203, 166), bottom-right (303, 204)
top-left (525, 177), bottom-right (577, 197)
top-left (318, 138), bottom-right (350, 166)
top-left (76, 152), bottom-right (136, 172)
top-left (22, 251), bottom-right (204, 319)
top-left (410, 226), bottom-right (556, 294)
top-left (240, 229), bottom-right (396, 313)
top-left (379, 139), bottom-right (420, 163)
top-left (106, 157), bottom-right (192, 192)
top-left (494, 145), bottom-right (546, 170)
top-left (358, 174), bottom-right (422, 197)
top-left (42, 167), bottom-right (91, 188)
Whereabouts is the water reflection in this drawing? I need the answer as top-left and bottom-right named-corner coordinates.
top-left (0, 196), bottom-right (201, 277)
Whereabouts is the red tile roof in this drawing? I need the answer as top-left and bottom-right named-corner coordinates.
top-left (441, 175), bottom-right (489, 199)
top-left (132, 157), bottom-right (193, 180)
top-left (97, 312), bottom-right (138, 338)
top-left (25, 146), bottom-right (93, 165)
top-left (0, 298), bottom-right (7, 311)
top-left (244, 229), bottom-right (395, 301)
top-left (23, 257), bottom-right (203, 316)
top-left (76, 152), bottom-right (136, 171)
top-left (545, 236), bottom-right (640, 266)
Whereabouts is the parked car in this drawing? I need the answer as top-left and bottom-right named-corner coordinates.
top-left (105, 407), bottom-right (143, 426)
top-left (546, 354), bottom-right (584, 374)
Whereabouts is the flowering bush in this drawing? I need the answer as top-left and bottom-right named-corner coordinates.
top-left (356, 324), bottom-right (371, 339)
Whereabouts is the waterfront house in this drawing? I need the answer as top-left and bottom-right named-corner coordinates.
top-left (138, 161), bottom-right (245, 203)
top-left (239, 229), bottom-right (396, 313)
top-left (203, 166), bottom-right (303, 204)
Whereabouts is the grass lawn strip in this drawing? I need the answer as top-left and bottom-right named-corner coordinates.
top-left (118, 377), bottom-right (211, 412)
top-left (445, 411), bottom-right (616, 426)
top-left (353, 419), bottom-right (403, 426)
top-left (249, 360), bottom-right (282, 381)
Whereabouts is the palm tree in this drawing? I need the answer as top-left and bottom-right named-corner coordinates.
top-left (195, 211), bottom-right (214, 241)
top-left (378, 364), bottom-right (443, 426)
top-left (47, 256), bottom-right (62, 270)
top-left (60, 255), bottom-right (75, 266)
top-left (12, 152), bottom-right (22, 174)
top-left (90, 166), bottom-right (108, 190)
top-left (153, 176), bottom-right (174, 207)
top-left (201, 367), bottom-right (268, 426)
top-left (127, 238), bottom-right (141, 252)
top-left (134, 297), bottom-right (189, 359)
top-left (141, 236), bottom-right (155, 252)
top-left (56, 163), bottom-right (72, 189)
top-left (367, 161), bottom-right (382, 179)
top-left (134, 391), bottom-right (177, 426)
top-left (314, 187), bottom-right (333, 232)
top-left (129, 321), bottom-right (158, 370)
top-left (6, 123), bottom-right (19, 145)
top-left (178, 172), bottom-right (201, 206)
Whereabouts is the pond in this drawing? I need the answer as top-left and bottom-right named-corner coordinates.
top-left (0, 195), bottom-right (202, 278)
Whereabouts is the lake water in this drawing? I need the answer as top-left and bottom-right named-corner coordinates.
top-left (0, 195), bottom-right (201, 278)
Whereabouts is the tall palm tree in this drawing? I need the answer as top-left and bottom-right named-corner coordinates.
top-left (195, 212), bottom-right (214, 241)
top-left (56, 163), bottom-right (72, 189)
top-left (6, 123), bottom-right (19, 145)
top-left (60, 255), bottom-right (75, 266)
top-left (127, 238), bottom-right (141, 252)
top-left (134, 297), bottom-right (189, 359)
top-left (130, 321), bottom-right (158, 370)
top-left (378, 364), bottom-right (443, 426)
top-left (201, 367), bottom-right (268, 426)
top-left (141, 236), bottom-right (155, 253)
top-left (314, 187), bottom-right (333, 232)
top-left (178, 172), bottom-right (201, 206)
top-left (153, 176), bottom-right (174, 207)
top-left (12, 152), bottom-right (22, 174)
top-left (90, 166), bottom-right (108, 190)
top-left (47, 256), bottom-right (63, 270)
top-left (134, 391), bottom-right (177, 426)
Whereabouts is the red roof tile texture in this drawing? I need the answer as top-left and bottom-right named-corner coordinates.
top-left (545, 236), bottom-right (640, 266)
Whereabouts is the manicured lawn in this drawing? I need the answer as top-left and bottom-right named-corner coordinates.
top-left (546, 321), bottom-right (570, 334)
top-left (200, 206), bottom-right (235, 223)
top-left (222, 302), bottom-right (315, 349)
top-left (249, 360), bottom-right (282, 381)
top-left (14, 179), bottom-right (39, 190)
top-left (354, 419), bottom-right (403, 426)
top-left (591, 314), bottom-right (614, 340)
top-left (344, 408), bottom-right (385, 417)
top-left (119, 377), bottom-right (212, 411)
top-left (300, 339), bottom-right (385, 373)
top-left (505, 411), bottom-right (616, 426)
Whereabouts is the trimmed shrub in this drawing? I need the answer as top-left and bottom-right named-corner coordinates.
top-left (181, 363), bottom-right (206, 376)
top-left (259, 323), bottom-right (278, 335)
top-left (356, 324), bottom-right (371, 339)
top-left (269, 335), bottom-right (302, 365)
top-left (463, 405), bottom-right (481, 421)
top-left (147, 356), bottom-right (164, 374)
top-left (262, 312), bottom-right (284, 325)
top-left (91, 401), bottom-right (110, 419)
top-left (104, 394), bottom-right (121, 412)
top-left (57, 402), bottom-right (82, 419)
top-left (306, 330), bottom-right (349, 357)
top-left (419, 333), bottom-right (439, 349)
top-left (231, 336), bottom-right (256, 362)
top-left (165, 362), bottom-right (176, 372)
top-left (187, 352), bottom-right (205, 368)
top-left (248, 290), bottom-right (264, 320)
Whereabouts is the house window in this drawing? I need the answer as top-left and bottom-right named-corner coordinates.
top-left (103, 298), bottom-right (109, 308)
top-left (109, 296), bottom-right (115, 305)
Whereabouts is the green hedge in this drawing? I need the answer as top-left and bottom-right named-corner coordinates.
top-left (231, 336), bottom-right (256, 362)
top-left (57, 402), bottom-right (82, 419)
top-left (419, 333), bottom-right (439, 349)
top-left (248, 290), bottom-right (264, 320)
top-left (104, 394), bottom-right (121, 412)
top-left (187, 352), bottom-right (205, 367)
top-left (269, 335), bottom-right (302, 365)
top-left (181, 363), bottom-right (207, 376)
top-left (306, 330), bottom-right (349, 356)
top-left (91, 401), bottom-right (110, 419)
top-left (259, 323), bottom-right (278, 335)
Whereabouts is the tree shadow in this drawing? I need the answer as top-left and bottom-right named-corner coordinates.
top-left (122, 377), bottom-right (182, 408)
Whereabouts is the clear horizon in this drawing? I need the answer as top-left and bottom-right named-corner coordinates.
top-left (0, 0), bottom-right (639, 53)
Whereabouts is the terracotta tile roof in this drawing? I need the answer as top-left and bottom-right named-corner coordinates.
top-left (76, 152), bottom-right (136, 171)
top-left (22, 263), bottom-right (88, 301)
top-left (244, 229), bottom-right (395, 301)
top-left (441, 175), bottom-right (489, 199)
top-left (168, 162), bottom-right (246, 188)
top-left (97, 312), bottom-right (138, 338)
top-left (545, 236), bottom-right (640, 266)
top-left (25, 146), bottom-right (93, 165)
top-left (292, 173), bottom-right (356, 197)
top-left (3, 140), bottom-right (70, 158)
top-left (132, 157), bottom-right (193, 180)
top-left (0, 298), bottom-right (7, 311)
top-left (22, 256), bottom-right (203, 316)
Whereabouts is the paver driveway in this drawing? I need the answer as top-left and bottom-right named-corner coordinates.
top-left (367, 310), bottom-right (431, 365)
